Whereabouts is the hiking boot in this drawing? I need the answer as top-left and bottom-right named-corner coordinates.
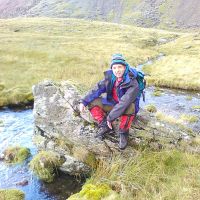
top-left (119, 131), bottom-right (128, 150)
top-left (95, 120), bottom-right (111, 141)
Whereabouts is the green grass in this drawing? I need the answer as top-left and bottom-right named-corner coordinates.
top-left (0, 18), bottom-right (199, 107)
top-left (144, 33), bottom-right (200, 90)
top-left (83, 150), bottom-right (200, 200)
top-left (0, 17), bottom-right (183, 107)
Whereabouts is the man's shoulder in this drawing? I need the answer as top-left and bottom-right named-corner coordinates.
top-left (128, 67), bottom-right (138, 79)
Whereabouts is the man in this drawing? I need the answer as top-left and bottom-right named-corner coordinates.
top-left (79, 54), bottom-right (139, 150)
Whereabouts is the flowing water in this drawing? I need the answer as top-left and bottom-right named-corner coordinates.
top-left (0, 109), bottom-right (82, 200)
top-left (137, 54), bottom-right (200, 132)
top-left (140, 87), bottom-right (200, 132)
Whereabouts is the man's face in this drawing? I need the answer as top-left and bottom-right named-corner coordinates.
top-left (112, 64), bottom-right (126, 78)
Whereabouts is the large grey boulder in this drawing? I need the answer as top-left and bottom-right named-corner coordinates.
top-left (32, 80), bottom-right (124, 175)
top-left (32, 80), bottom-right (197, 176)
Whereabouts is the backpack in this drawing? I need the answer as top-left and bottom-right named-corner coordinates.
top-left (136, 70), bottom-right (146, 102)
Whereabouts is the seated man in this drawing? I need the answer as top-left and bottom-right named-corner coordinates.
top-left (79, 54), bottom-right (139, 150)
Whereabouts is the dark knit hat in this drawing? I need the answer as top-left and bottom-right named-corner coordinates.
top-left (110, 53), bottom-right (127, 68)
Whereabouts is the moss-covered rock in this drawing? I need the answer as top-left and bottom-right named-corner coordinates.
top-left (29, 151), bottom-right (65, 183)
top-left (0, 189), bottom-right (24, 200)
top-left (145, 104), bottom-right (157, 113)
top-left (72, 147), bottom-right (98, 169)
top-left (67, 183), bottom-right (119, 200)
top-left (3, 146), bottom-right (30, 164)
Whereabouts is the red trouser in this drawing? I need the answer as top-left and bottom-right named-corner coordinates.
top-left (90, 106), bottom-right (135, 131)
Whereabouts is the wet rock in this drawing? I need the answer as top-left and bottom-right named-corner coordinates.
top-left (15, 180), bottom-right (28, 186)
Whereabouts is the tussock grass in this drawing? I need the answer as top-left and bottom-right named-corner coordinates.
top-left (29, 150), bottom-right (64, 183)
top-left (0, 17), bottom-right (180, 107)
top-left (87, 150), bottom-right (200, 200)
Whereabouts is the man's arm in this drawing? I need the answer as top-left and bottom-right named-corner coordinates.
top-left (81, 79), bottom-right (106, 107)
top-left (107, 79), bottom-right (139, 122)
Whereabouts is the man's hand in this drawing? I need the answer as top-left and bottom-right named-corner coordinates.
top-left (107, 121), bottom-right (112, 129)
top-left (79, 103), bottom-right (86, 113)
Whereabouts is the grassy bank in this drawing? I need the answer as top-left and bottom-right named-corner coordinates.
top-left (144, 33), bottom-right (200, 90)
top-left (78, 149), bottom-right (200, 200)
top-left (0, 18), bottom-right (199, 107)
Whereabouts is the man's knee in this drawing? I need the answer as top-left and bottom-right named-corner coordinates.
top-left (88, 98), bottom-right (113, 112)
top-left (88, 98), bottom-right (103, 110)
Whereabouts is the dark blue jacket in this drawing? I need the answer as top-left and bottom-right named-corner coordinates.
top-left (82, 67), bottom-right (139, 122)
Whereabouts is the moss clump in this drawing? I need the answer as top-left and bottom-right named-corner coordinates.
top-left (186, 96), bottom-right (192, 101)
top-left (0, 189), bottom-right (24, 200)
top-left (192, 105), bottom-right (200, 110)
top-left (68, 183), bottom-right (118, 200)
top-left (145, 104), bottom-right (157, 113)
top-left (180, 114), bottom-right (199, 123)
top-left (3, 146), bottom-right (30, 164)
top-left (152, 90), bottom-right (162, 97)
top-left (29, 151), bottom-right (64, 183)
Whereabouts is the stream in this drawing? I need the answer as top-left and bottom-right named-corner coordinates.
top-left (0, 109), bottom-right (82, 200)
top-left (137, 53), bottom-right (200, 132)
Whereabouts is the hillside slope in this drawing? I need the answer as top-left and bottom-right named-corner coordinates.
top-left (0, 0), bottom-right (200, 29)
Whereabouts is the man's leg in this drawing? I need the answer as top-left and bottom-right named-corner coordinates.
top-left (88, 98), bottom-right (113, 140)
top-left (118, 103), bottom-right (135, 150)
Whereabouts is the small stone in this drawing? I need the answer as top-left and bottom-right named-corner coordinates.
top-left (16, 180), bottom-right (28, 186)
